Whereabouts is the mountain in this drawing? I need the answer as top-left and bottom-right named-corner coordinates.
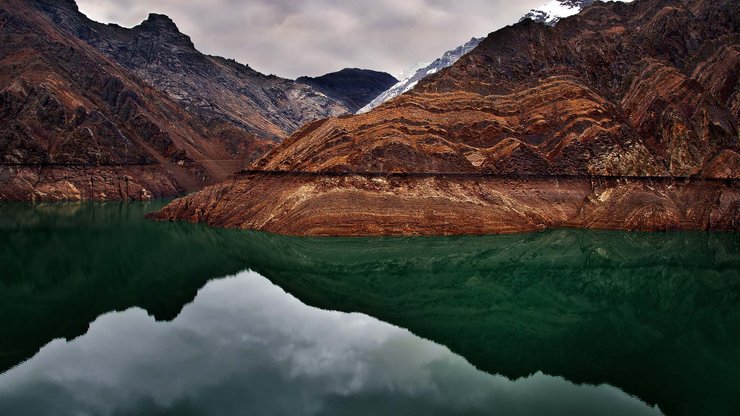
top-left (0, 0), bottom-right (349, 201)
top-left (358, 38), bottom-right (483, 113)
top-left (297, 69), bottom-right (397, 113)
top-left (35, 0), bottom-right (349, 142)
top-left (152, 0), bottom-right (739, 235)
top-left (359, 0), bottom-right (634, 114)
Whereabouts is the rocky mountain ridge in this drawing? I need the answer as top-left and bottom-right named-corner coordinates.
top-left (33, 0), bottom-right (350, 142)
top-left (0, 0), bottom-right (355, 201)
top-left (256, 0), bottom-right (738, 178)
top-left (358, 37), bottom-right (483, 113)
top-left (521, 0), bottom-right (596, 25)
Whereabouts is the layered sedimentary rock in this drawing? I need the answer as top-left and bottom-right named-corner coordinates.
top-left (0, 0), bottom-right (350, 201)
top-left (154, 0), bottom-right (739, 235)
top-left (361, 1), bottom-right (635, 115)
top-left (152, 172), bottom-right (737, 235)
top-left (1, 0), bottom-right (220, 200)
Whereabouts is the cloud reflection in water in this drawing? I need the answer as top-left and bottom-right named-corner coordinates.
top-left (0, 271), bottom-right (662, 416)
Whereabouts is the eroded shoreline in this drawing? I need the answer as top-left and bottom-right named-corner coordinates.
top-left (147, 171), bottom-right (739, 236)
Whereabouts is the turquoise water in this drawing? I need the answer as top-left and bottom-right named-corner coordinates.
top-left (0, 201), bottom-right (738, 415)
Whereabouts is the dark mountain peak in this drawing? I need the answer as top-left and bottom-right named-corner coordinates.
top-left (133, 13), bottom-right (195, 49)
top-left (297, 68), bottom-right (398, 112)
top-left (298, 68), bottom-right (397, 82)
top-left (140, 13), bottom-right (179, 32)
top-left (332, 68), bottom-right (397, 79)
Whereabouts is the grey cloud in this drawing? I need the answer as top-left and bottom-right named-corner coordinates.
top-left (76, 0), bottom-right (547, 78)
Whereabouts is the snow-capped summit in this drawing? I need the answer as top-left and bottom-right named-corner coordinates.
top-left (520, 0), bottom-right (631, 26)
top-left (359, 0), bottom-right (632, 114)
top-left (520, 0), bottom-right (594, 26)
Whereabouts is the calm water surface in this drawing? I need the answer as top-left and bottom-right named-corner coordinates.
top-left (0, 201), bottom-right (738, 415)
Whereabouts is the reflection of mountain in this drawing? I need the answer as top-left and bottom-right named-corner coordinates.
top-left (217, 230), bottom-right (740, 416)
top-left (0, 272), bottom-right (660, 416)
top-left (0, 202), bottom-right (257, 371)
top-left (1, 203), bottom-right (738, 414)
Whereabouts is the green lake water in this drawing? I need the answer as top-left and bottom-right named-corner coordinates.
top-left (0, 201), bottom-right (738, 415)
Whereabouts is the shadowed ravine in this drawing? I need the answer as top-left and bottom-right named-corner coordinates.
top-left (1, 202), bottom-right (738, 415)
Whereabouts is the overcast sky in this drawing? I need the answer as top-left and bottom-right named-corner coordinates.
top-left (76, 0), bottom-right (546, 79)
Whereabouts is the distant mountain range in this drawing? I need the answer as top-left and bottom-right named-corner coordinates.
top-left (359, 0), bottom-right (632, 114)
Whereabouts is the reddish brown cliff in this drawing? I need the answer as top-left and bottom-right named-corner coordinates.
top-left (153, 0), bottom-right (739, 235)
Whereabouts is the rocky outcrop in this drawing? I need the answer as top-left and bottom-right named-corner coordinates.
top-left (153, 0), bottom-right (739, 235)
top-left (149, 171), bottom-right (737, 235)
top-left (0, 165), bottom-right (180, 201)
top-left (297, 68), bottom-right (397, 113)
top-left (1, 0), bottom-right (228, 200)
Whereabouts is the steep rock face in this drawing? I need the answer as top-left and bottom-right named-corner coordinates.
top-left (0, 0), bottom-right (267, 200)
top-left (297, 68), bottom-right (397, 113)
top-left (153, 0), bottom-right (739, 236)
top-left (33, 0), bottom-right (349, 142)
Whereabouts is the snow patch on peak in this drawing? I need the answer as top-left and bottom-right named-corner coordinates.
top-left (358, 37), bottom-right (482, 114)
top-left (521, 0), bottom-right (632, 26)
top-left (395, 62), bottom-right (430, 82)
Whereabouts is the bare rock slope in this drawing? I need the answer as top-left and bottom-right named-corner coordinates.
top-left (0, 0), bottom-right (350, 201)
